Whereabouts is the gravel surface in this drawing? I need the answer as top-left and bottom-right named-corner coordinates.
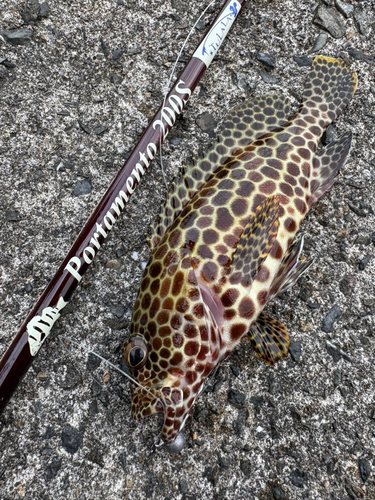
top-left (1, 1), bottom-right (375, 499)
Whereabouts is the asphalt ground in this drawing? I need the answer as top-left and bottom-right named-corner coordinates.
top-left (0, 1), bottom-right (374, 499)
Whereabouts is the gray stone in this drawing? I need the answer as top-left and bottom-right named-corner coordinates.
top-left (290, 469), bottom-right (307, 488)
top-left (256, 52), bottom-right (276, 69)
top-left (358, 458), bottom-right (371, 483)
top-left (78, 120), bottom-right (91, 134)
top-left (21, 0), bottom-right (40, 23)
top-left (339, 274), bottom-right (356, 296)
top-left (105, 259), bottom-right (121, 270)
top-left (128, 45), bottom-right (142, 55)
top-left (259, 70), bottom-right (278, 84)
top-left (326, 341), bottom-right (342, 362)
top-left (165, 431), bottom-right (186, 453)
top-left (5, 209), bottom-right (20, 221)
top-left (289, 341), bottom-right (302, 362)
top-left (240, 459), bottom-right (252, 478)
top-left (39, 2), bottom-right (50, 18)
top-left (196, 112), bottom-right (217, 136)
top-left (353, 8), bottom-right (375, 36)
top-left (309, 33), bottom-right (328, 53)
top-left (0, 29), bottom-right (33, 45)
top-left (44, 456), bottom-right (62, 482)
top-left (293, 55), bottom-right (313, 67)
top-left (347, 49), bottom-right (374, 65)
top-left (322, 124), bottom-right (337, 145)
top-left (227, 389), bottom-right (246, 408)
top-left (335, 0), bottom-right (353, 19)
top-left (322, 305), bottom-right (341, 333)
top-left (73, 179), bottom-right (93, 196)
top-left (313, 6), bottom-right (347, 39)
top-left (61, 426), bottom-right (83, 454)
top-left (359, 255), bottom-right (371, 271)
top-left (112, 48), bottom-right (123, 60)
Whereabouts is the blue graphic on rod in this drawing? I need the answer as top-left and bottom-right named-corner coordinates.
top-left (201, 2), bottom-right (238, 58)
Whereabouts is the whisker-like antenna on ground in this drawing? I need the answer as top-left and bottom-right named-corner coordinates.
top-left (60, 336), bottom-right (163, 406)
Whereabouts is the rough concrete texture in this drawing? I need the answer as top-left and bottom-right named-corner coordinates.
top-left (0, 0), bottom-right (375, 499)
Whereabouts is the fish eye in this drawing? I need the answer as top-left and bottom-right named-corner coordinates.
top-left (123, 337), bottom-right (148, 369)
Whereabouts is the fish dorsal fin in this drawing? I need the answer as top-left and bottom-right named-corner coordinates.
top-left (149, 96), bottom-right (291, 249)
top-left (248, 312), bottom-right (289, 365)
top-left (308, 131), bottom-right (352, 208)
top-left (269, 235), bottom-right (313, 299)
top-left (228, 195), bottom-right (280, 288)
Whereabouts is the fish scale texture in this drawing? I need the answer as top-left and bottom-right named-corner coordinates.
top-left (1, 1), bottom-right (375, 499)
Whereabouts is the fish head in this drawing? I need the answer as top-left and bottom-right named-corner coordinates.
top-left (123, 253), bottom-right (221, 444)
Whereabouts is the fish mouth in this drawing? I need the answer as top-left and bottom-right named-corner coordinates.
top-left (131, 384), bottom-right (192, 445)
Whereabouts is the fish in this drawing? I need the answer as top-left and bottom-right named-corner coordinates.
top-left (122, 56), bottom-right (357, 446)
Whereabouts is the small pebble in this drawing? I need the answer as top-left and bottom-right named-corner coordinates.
top-left (78, 120), bottom-right (91, 134)
top-left (0, 29), bottom-right (33, 45)
top-left (105, 259), bottom-right (121, 270)
top-left (335, 0), bottom-right (353, 19)
top-left (322, 124), bottom-right (337, 145)
top-left (196, 112), bottom-right (217, 137)
top-left (313, 5), bottom-right (347, 39)
top-left (309, 33), bottom-right (328, 54)
top-left (112, 48), bottom-right (123, 60)
top-left (259, 70), bottom-right (278, 84)
top-left (61, 425), bottom-right (83, 454)
top-left (358, 458), bottom-right (371, 483)
top-left (353, 8), bottom-right (375, 36)
top-left (128, 45), bottom-right (142, 55)
top-left (6, 209), bottom-right (20, 222)
top-left (227, 389), bottom-right (246, 408)
top-left (347, 49), bottom-right (374, 65)
top-left (289, 341), bottom-right (302, 362)
top-left (322, 305), bottom-right (341, 333)
top-left (73, 179), bottom-right (93, 196)
top-left (359, 255), bottom-right (371, 270)
top-left (165, 431), bottom-right (186, 453)
top-left (240, 459), bottom-right (252, 478)
top-left (293, 55), bottom-right (313, 67)
top-left (289, 469), bottom-right (307, 488)
top-left (256, 52), bottom-right (276, 69)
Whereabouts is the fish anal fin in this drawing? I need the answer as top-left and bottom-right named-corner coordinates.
top-left (269, 235), bottom-right (313, 299)
top-left (248, 312), bottom-right (289, 365)
top-left (308, 131), bottom-right (352, 208)
top-left (228, 195), bottom-right (280, 288)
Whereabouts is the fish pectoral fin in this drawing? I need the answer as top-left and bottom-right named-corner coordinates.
top-left (268, 235), bottom-right (313, 299)
top-left (308, 132), bottom-right (352, 208)
top-left (149, 96), bottom-right (291, 248)
top-left (228, 195), bottom-right (280, 288)
top-left (248, 312), bottom-right (289, 365)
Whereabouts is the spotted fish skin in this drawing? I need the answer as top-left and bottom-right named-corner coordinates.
top-left (123, 56), bottom-right (357, 445)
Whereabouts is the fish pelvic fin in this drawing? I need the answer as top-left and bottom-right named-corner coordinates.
top-left (227, 195), bottom-right (280, 289)
top-left (303, 56), bottom-right (357, 127)
top-left (268, 235), bottom-right (313, 299)
top-left (248, 312), bottom-right (289, 365)
top-left (308, 131), bottom-right (352, 207)
top-left (149, 96), bottom-right (291, 249)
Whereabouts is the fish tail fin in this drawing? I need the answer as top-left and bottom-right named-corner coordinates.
top-left (302, 56), bottom-right (357, 126)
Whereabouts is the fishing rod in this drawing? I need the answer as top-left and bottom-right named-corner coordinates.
top-left (0, 0), bottom-right (248, 414)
